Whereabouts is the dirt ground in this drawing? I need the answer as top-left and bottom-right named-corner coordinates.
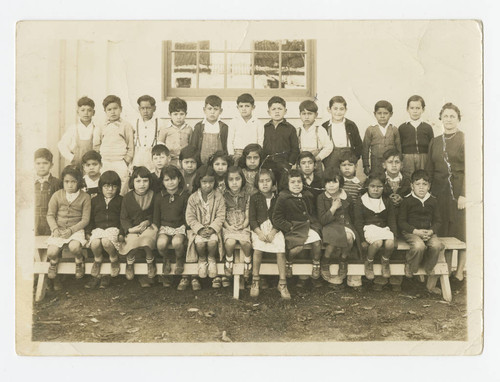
top-left (32, 275), bottom-right (467, 343)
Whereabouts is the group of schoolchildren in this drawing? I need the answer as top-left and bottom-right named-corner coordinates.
top-left (34, 92), bottom-right (445, 300)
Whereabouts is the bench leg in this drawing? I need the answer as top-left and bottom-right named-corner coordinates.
top-left (233, 275), bottom-right (240, 299)
top-left (35, 273), bottom-right (48, 302)
top-left (440, 274), bottom-right (452, 302)
top-left (35, 248), bottom-right (48, 302)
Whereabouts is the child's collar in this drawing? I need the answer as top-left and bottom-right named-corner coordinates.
top-left (106, 118), bottom-right (122, 125)
top-left (78, 119), bottom-right (94, 128)
top-left (330, 118), bottom-right (345, 125)
top-left (325, 189), bottom-right (347, 200)
top-left (411, 191), bottom-right (431, 205)
top-left (202, 118), bottom-right (220, 126)
top-left (344, 176), bottom-right (360, 184)
top-left (385, 171), bottom-right (402, 182)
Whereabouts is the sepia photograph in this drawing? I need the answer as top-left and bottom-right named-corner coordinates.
top-left (15, 19), bottom-right (483, 356)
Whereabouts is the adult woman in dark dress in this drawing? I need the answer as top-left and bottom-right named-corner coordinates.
top-left (425, 103), bottom-right (466, 280)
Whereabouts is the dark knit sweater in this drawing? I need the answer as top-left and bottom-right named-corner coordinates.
top-left (263, 119), bottom-right (300, 165)
top-left (398, 121), bottom-right (434, 155)
top-left (86, 194), bottom-right (123, 235)
top-left (398, 193), bottom-right (442, 234)
top-left (120, 190), bottom-right (154, 233)
top-left (153, 189), bottom-right (189, 229)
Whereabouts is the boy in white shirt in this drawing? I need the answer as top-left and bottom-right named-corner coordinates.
top-left (227, 93), bottom-right (264, 164)
top-left (58, 96), bottom-right (96, 168)
top-left (132, 95), bottom-right (161, 171)
top-left (298, 100), bottom-right (333, 175)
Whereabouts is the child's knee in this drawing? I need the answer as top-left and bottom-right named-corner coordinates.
top-left (171, 235), bottom-right (185, 249)
top-left (384, 239), bottom-right (395, 249)
top-left (90, 239), bottom-right (102, 251)
top-left (47, 246), bottom-right (60, 261)
top-left (371, 240), bottom-right (383, 249)
top-left (101, 238), bottom-right (114, 250)
top-left (225, 239), bottom-right (236, 248)
top-left (195, 242), bottom-right (206, 253)
top-left (207, 240), bottom-right (218, 250)
top-left (157, 234), bottom-right (169, 249)
top-left (68, 241), bottom-right (82, 253)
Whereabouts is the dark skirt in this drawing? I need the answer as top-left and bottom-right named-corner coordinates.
top-left (284, 220), bottom-right (310, 250)
top-left (322, 223), bottom-right (348, 248)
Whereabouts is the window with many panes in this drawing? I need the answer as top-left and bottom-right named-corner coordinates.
top-left (163, 39), bottom-right (316, 100)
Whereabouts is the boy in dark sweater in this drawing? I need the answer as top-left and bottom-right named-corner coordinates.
top-left (189, 95), bottom-right (229, 165)
top-left (398, 170), bottom-right (444, 281)
top-left (398, 95), bottom-right (434, 179)
top-left (298, 151), bottom-right (324, 202)
top-left (151, 144), bottom-right (171, 193)
top-left (82, 150), bottom-right (102, 198)
top-left (34, 148), bottom-right (62, 236)
top-left (262, 96), bottom-right (300, 188)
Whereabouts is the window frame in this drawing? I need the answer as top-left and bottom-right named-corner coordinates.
top-left (162, 39), bottom-right (316, 101)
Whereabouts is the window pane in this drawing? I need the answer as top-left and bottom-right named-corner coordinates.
top-left (254, 52), bottom-right (279, 89)
top-left (227, 53), bottom-right (252, 88)
top-left (172, 51), bottom-right (197, 89)
top-left (254, 40), bottom-right (279, 51)
top-left (199, 52), bottom-right (225, 89)
top-left (281, 53), bottom-right (306, 89)
top-left (281, 39), bottom-right (305, 52)
top-left (173, 41), bottom-right (197, 50)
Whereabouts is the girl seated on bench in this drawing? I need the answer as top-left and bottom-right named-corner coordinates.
top-left (222, 166), bottom-right (252, 288)
top-left (46, 165), bottom-right (91, 281)
top-left (249, 169), bottom-right (289, 299)
top-left (316, 168), bottom-right (357, 281)
top-left (272, 169), bottom-right (322, 281)
top-left (120, 166), bottom-right (158, 282)
top-left (354, 172), bottom-right (397, 285)
top-left (85, 170), bottom-right (123, 289)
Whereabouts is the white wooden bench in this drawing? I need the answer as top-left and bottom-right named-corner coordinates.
top-left (33, 236), bottom-right (245, 301)
top-left (33, 236), bottom-right (465, 302)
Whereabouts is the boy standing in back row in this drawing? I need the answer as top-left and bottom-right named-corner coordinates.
top-left (58, 96), bottom-right (96, 169)
top-left (227, 93), bottom-right (264, 165)
top-left (189, 95), bottom-right (229, 165)
top-left (262, 96), bottom-right (299, 187)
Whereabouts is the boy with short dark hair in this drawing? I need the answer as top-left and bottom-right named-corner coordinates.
top-left (93, 95), bottom-right (134, 195)
top-left (382, 148), bottom-right (411, 209)
top-left (373, 148), bottom-right (410, 291)
top-left (132, 95), bottom-right (160, 170)
top-left (262, 96), bottom-right (299, 187)
top-left (298, 100), bottom-right (332, 168)
top-left (151, 144), bottom-right (171, 193)
top-left (227, 93), bottom-right (264, 164)
top-left (189, 95), bottom-right (229, 165)
top-left (179, 145), bottom-right (199, 194)
top-left (362, 100), bottom-right (402, 175)
top-left (398, 95), bottom-right (434, 179)
top-left (81, 150), bottom-right (102, 198)
top-left (322, 96), bottom-right (363, 171)
top-left (34, 148), bottom-right (62, 236)
top-left (398, 170), bottom-right (444, 286)
top-left (158, 97), bottom-right (192, 168)
top-left (297, 151), bottom-right (323, 201)
top-left (58, 96), bottom-right (96, 168)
